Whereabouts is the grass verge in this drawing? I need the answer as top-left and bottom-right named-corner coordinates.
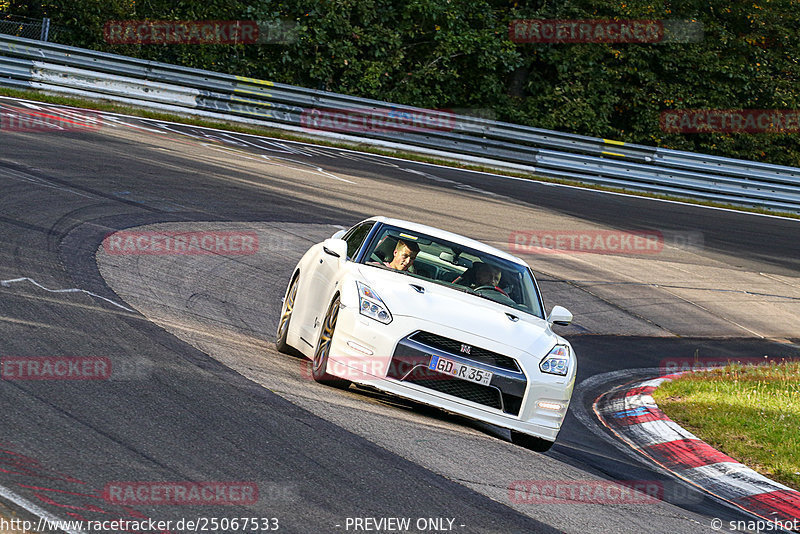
top-left (652, 361), bottom-right (800, 490)
top-left (1, 86), bottom-right (799, 220)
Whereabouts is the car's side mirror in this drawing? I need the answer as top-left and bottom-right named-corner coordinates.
top-left (322, 238), bottom-right (348, 260)
top-left (331, 229), bottom-right (347, 239)
top-left (547, 305), bottom-right (573, 326)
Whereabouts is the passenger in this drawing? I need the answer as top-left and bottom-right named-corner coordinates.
top-left (383, 239), bottom-right (419, 271)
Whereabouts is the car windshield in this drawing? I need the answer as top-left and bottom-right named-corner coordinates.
top-left (361, 226), bottom-right (544, 318)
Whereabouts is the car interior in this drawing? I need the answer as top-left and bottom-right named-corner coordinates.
top-left (365, 230), bottom-right (529, 310)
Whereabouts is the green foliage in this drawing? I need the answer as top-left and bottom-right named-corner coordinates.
top-left (653, 361), bottom-right (800, 490)
top-left (5, 0), bottom-right (800, 166)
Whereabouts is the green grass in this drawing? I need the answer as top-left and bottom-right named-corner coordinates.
top-left (1, 86), bottom-right (799, 220)
top-left (653, 361), bottom-right (800, 490)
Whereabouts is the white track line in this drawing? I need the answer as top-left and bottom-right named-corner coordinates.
top-left (1, 277), bottom-right (134, 313)
top-left (0, 484), bottom-right (80, 534)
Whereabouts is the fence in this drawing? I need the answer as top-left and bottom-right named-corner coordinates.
top-left (0, 33), bottom-right (799, 213)
top-left (0, 16), bottom-right (50, 41)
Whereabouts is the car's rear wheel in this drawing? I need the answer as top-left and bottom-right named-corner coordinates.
top-left (312, 295), bottom-right (351, 389)
top-left (276, 274), bottom-right (299, 354)
top-left (510, 431), bottom-right (554, 452)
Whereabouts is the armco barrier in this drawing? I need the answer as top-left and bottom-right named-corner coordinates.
top-left (2, 33), bottom-right (800, 213)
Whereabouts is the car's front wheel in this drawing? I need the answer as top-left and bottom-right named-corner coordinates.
top-left (312, 295), bottom-right (351, 389)
top-left (510, 431), bottom-right (554, 452)
top-left (276, 274), bottom-right (299, 354)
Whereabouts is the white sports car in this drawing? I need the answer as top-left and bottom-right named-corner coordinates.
top-left (276, 217), bottom-right (576, 451)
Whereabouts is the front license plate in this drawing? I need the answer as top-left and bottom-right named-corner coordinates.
top-left (428, 355), bottom-right (493, 386)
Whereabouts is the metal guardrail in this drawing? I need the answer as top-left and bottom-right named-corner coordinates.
top-left (1, 33), bottom-right (799, 213)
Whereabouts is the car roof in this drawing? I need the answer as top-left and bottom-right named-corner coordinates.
top-left (361, 216), bottom-right (528, 267)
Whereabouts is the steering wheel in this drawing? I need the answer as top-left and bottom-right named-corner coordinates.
top-left (473, 285), bottom-right (508, 297)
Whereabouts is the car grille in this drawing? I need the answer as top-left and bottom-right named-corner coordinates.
top-left (409, 331), bottom-right (521, 372)
top-left (406, 377), bottom-right (502, 411)
top-left (391, 332), bottom-right (527, 417)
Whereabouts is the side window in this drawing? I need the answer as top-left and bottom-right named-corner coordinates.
top-left (343, 223), bottom-right (373, 260)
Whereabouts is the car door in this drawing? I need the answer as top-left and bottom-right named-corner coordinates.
top-left (301, 222), bottom-right (375, 343)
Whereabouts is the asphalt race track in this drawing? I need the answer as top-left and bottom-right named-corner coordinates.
top-left (1, 97), bottom-right (799, 534)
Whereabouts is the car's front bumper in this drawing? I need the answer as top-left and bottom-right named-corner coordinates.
top-left (326, 304), bottom-right (575, 441)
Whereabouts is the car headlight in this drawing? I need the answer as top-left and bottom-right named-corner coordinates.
top-left (539, 344), bottom-right (570, 376)
top-left (356, 282), bottom-right (392, 324)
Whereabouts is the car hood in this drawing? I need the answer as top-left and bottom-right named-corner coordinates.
top-left (356, 265), bottom-right (560, 357)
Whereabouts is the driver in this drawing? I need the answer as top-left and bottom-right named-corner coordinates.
top-left (474, 262), bottom-right (502, 288)
top-left (384, 239), bottom-right (419, 271)
top-left (457, 262), bottom-right (508, 296)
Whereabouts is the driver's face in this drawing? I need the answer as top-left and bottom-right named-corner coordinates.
top-left (476, 266), bottom-right (501, 286)
top-left (390, 245), bottom-right (417, 271)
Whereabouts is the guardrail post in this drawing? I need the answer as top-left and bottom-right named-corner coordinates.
top-left (40, 18), bottom-right (50, 42)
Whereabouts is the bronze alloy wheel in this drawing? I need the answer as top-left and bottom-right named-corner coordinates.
top-left (275, 275), bottom-right (298, 354)
top-left (312, 295), bottom-right (351, 388)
